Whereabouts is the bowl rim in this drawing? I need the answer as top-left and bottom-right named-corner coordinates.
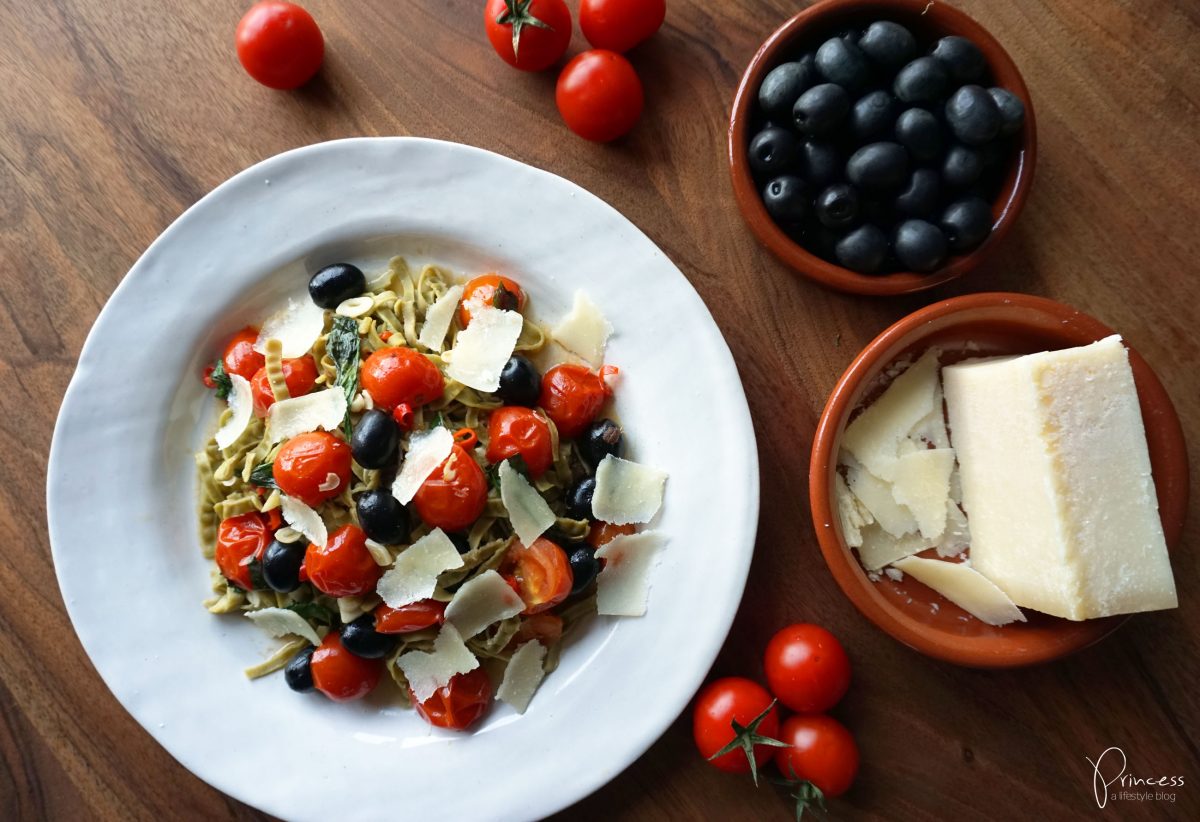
top-left (728, 0), bottom-right (1038, 296)
top-left (808, 292), bottom-right (1189, 667)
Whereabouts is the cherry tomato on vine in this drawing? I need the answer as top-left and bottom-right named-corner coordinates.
top-left (310, 632), bottom-right (383, 701)
top-left (484, 0), bottom-right (572, 72)
top-left (586, 521), bottom-right (636, 547)
top-left (538, 363), bottom-right (609, 438)
top-left (485, 406), bottom-right (553, 478)
top-left (250, 356), bottom-right (318, 417)
top-left (304, 524), bottom-right (382, 597)
top-left (459, 273), bottom-right (526, 327)
top-left (412, 445), bottom-right (488, 532)
top-left (360, 347), bottom-right (445, 418)
top-left (501, 537), bottom-right (572, 615)
top-left (235, 1), bottom-right (324, 90)
top-left (374, 599), bottom-right (447, 634)
top-left (214, 512), bottom-right (270, 590)
top-left (221, 327), bottom-right (265, 381)
top-left (556, 50), bottom-right (644, 142)
top-left (580, 0), bottom-right (666, 53)
top-left (693, 677), bottom-right (781, 775)
top-left (773, 714), bottom-right (860, 798)
top-left (764, 623), bottom-right (851, 713)
top-left (412, 667), bottom-right (492, 730)
top-left (274, 431), bottom-right (352, 507)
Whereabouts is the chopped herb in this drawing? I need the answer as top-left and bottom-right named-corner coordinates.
top-left (285, 601), bottom-right (336, 626)
top-left (249, 462), bottom-right (279, 490)
top-left (429, 411), bottom-right (445, 430)
top-left (211, 358), bottom-right (233, 400)
top-left (327, 315), bottom-right (361, 438)
top-left (486, 454), bottom-right (531, 491)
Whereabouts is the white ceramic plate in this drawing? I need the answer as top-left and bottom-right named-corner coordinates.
top-left (47, 138), bottom-right (758, 821)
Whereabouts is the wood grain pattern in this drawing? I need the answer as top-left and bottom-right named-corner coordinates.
top-left (2, 0), bottom-right (1197, 818)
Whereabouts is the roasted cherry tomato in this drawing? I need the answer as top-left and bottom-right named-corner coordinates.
top-left (587, 521), bottom-right (637, 547)
top-left (412, 445), bottom-right (488, 532)
top-left (501, 537), bottom-right (572, 615)
top-left (310, 632), bottom-right (383, 701)
top-left (412, 667), bottom-right (492, 730)
top-left (693, 677), bottom-right (781, 775)
top-left (374, 599), bottom-right (447, 634)
top-left (360, 347), bottom-right (445, 416)
top-left (556, 50), bottom-right (644, 142)
top-left (304, 524), bottom-right (381, 597)
top-left (274, 431), bottom-right (352, 507)
top-left (484, 0), bottom-right (572, 72)
top-left (580, 0), bottom-right (666, 53)
top-left (538, 364), bottom-right (609, 438)
top-left (507, 613), bottom-right (563, 651)
top-left (235, 1), bottom-right (324, 90)
top-left (250, 356), bottom-right (318, 417)
top-left (459, 273), bottom-right (526, 327)
top-left (773, 714), bottom-right (860, 798)
top-left (764, 624), bottom-right (852, 713)
top-left (214, 512), bottom-right (270, 590)
top-left (221, 327), bottom-right (265, 381)
top-left (485, 406), bottom-right (553, 478)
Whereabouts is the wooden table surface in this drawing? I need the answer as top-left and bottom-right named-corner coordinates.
top-left (3, 0), bottom-right (1198, 818)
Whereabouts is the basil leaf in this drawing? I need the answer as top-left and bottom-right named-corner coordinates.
top-left (285, 601), bottom-right (336, 626)
top-left (327, 316), bottom-right (360, 438)
top-left (429, 411), bottom-right (445, 430)
top-left (249, 462), bottom-right (279, 490)
top-left (211, 358), bottom-right (233, 400)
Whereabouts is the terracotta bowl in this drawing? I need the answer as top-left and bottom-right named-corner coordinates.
top-left (729, 0), bottom-right (1037, 296)
top-left (809, 293), bottom-right (1189, 667)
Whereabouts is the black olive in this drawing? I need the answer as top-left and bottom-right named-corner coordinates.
top-left (815, 37), bottom-right (872, 91)
top-left (894, 169), bottom-right (942, 218)
top-left (944, 85), bottom-right (1002, 146)
top-left (893, 219), bottom-right (949, 272)
top-left (942, 144), bottom-right (983, 188)
top-left (930, 36), bottom-right (986, 84)
top-left (988, 87), bottom-right (1025, 137)
top-left (846, 142), bottom-right (908, 190)
top-left (815, 184), bottom-right (860, 229)
top-left (858, 21), bottom-right (916, 69)
top-left (893, 57), bottom-right (949, 103)
top-left (940, 196), bottom-right (994, 252)
top-left (799, 140), bottom-right (842, 188)
top-left (581, 418), bottom-right (623, 466)
top-left (792, 83), bottom-right (850, 136)
top-left (894, 108), bottom-right (942, 163)
top-left (284, 646), bottom-right (315, 692)
top-left (763, 176), bottom-right (808, 225)
top-left (262, 539), bottom-right (306, 593)
top-left (849, 91), bottom-right (899, 143)
top-left (496, 355), bottom-right (541, 406)
top-left (565, 477), bottom-right (596, 521)
top-left (835, 225), bottom-right (889, 274)
top-left (340, 615), bottom-right (398, 659)
top-left (568, 546), bottom-right (600, 595)
top-left (308, 263), bottom-right (366, 309)
top-left (356, 490), bottom-right (409, 544)
top-left (351, 410), bottom-right (399, 470)
top-left (758, 56), bottom-right (817, 121)
top-left (748, 127), bottom-right (801, 177)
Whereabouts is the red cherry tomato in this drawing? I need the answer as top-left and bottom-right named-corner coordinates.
top-left (412, 445), bottom-right (488, 532)
top-left (235, 1), bottom-right (324, 90)
top-left (214, 512), bottom-right (270, 590)
top-left (764, 624), bottom-right (852, 713)
top-left (374, 600), bottom-right (447, 634)
top-left (485, 407), bottom-right (554, 478)
top-left (501, 537), bottom-right (572, 615)
top-left (459, 273), bottom-right (526, 327)
top-left (773, 714), bottom-right (860, 798)
top-left (484, 0), bottom-right (572, 72)
top-left (412, 667), bottom-right (492, 730)
top-left (250, 356), bottom-right (318, 417)
top-left (360, 347), bottom-right (445, 414)
top-left (273, 431), bottom-right (352, 507)
top-left (506, 613), bottom-right (563, 652)
top-left (580, 0), bottom-right (666, 53)
top-left (538, 364), bottom-right (609, 438)
top-left (586, 521), bottom-right (636, 547)
top-left (556, 50), bottom-right (644, 142)
top-left (310, 632), bottom-right (383, 701)
top-left (693, 677), bottom-right (781, 775)
top-left (305, 524), bottom-right (382, 597)
top-left (221, 327), bottom-right (265, 381)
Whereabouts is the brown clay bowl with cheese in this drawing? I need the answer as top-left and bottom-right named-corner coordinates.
top-left (809, 293), bottom-right (1188, 667)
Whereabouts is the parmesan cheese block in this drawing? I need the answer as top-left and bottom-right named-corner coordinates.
top-left (943, 335), bottom-right (1177, 620)
top-left (254, 298), bottom-right (326, 358)
top-left (496, 640), bottom-right (547, 714)
top-left (444, 306), bottom-right (523, 391)
top-left (443, 570), bottom-right (525, 639)
top-left (215, 374), bottom-right (253, 450)
top-left (552, 291), bottom-right (613, 367)
top-left (594, 531), bottom-right (664, 616)
top-left (891, 556), bottom-right (1025, 626)
top-left (391, 427), bottom-right (454, 504)
top-left (267, 388), bottom-right (347, 443)
top-left (841, 349), bottom-right (940, 481)
top-left (245, 608), bottom-right (321, 646)
top-left (591, 455), bottom-right (668, 525)
top-left (376, 528), bottom-right (463, 607)
top-left (417, 285), bottom-right (464, 352)
top-left (396, 624), bottom-right (479, 703)
top-left (280, 495), bottom-right (327, 548)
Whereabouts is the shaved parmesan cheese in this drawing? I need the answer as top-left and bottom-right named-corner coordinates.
top-left (499, 461), bottom-right (555, 547)
top-left (280, 495), bottom-right (327, 548)
top-left (496, 640), bottom-right (547, 714)
top-left (254, 298), bottom-right (326, 358)
top-left (391, 427), bottom-right (454, 504)
top-left (364, 538), bottom-right (392, 566)
top-left (552, 291), bottom-right (613, 367)
top-left (396, 624), bottom-right (479, 703)
top-left (417, 285), bottom-right (464, 352)
top-left (857, 524), bottom-right (931, 571)
top-left (594, 531), bottom-right (664, 616)
top-left (842, 349), bottom-right (940, 480)
top-left (890, 449), bottom-right (955, 539)
top-left (892, 556), bottom-right (1026, 626)
top-left (835, 473), bottom-right (873, 548)
top-left (267, 388), bottom-right (348, 444)
top-left (215, 374), bottom-right (253, 449)
top-left (246, 607), bottom-right (321, 646)
top-left (845, 458), bottom-right (917, 538)
top-left (591, 455), bottom-right (668, 525)
top-left (444, 306), bottom-right (523, 391)
top-left (936, 501), bottom-right (971, 558)
top-left (376, 528), bottom-right (463, 607)
top-left (444, 570), bottom-right (524, 639)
